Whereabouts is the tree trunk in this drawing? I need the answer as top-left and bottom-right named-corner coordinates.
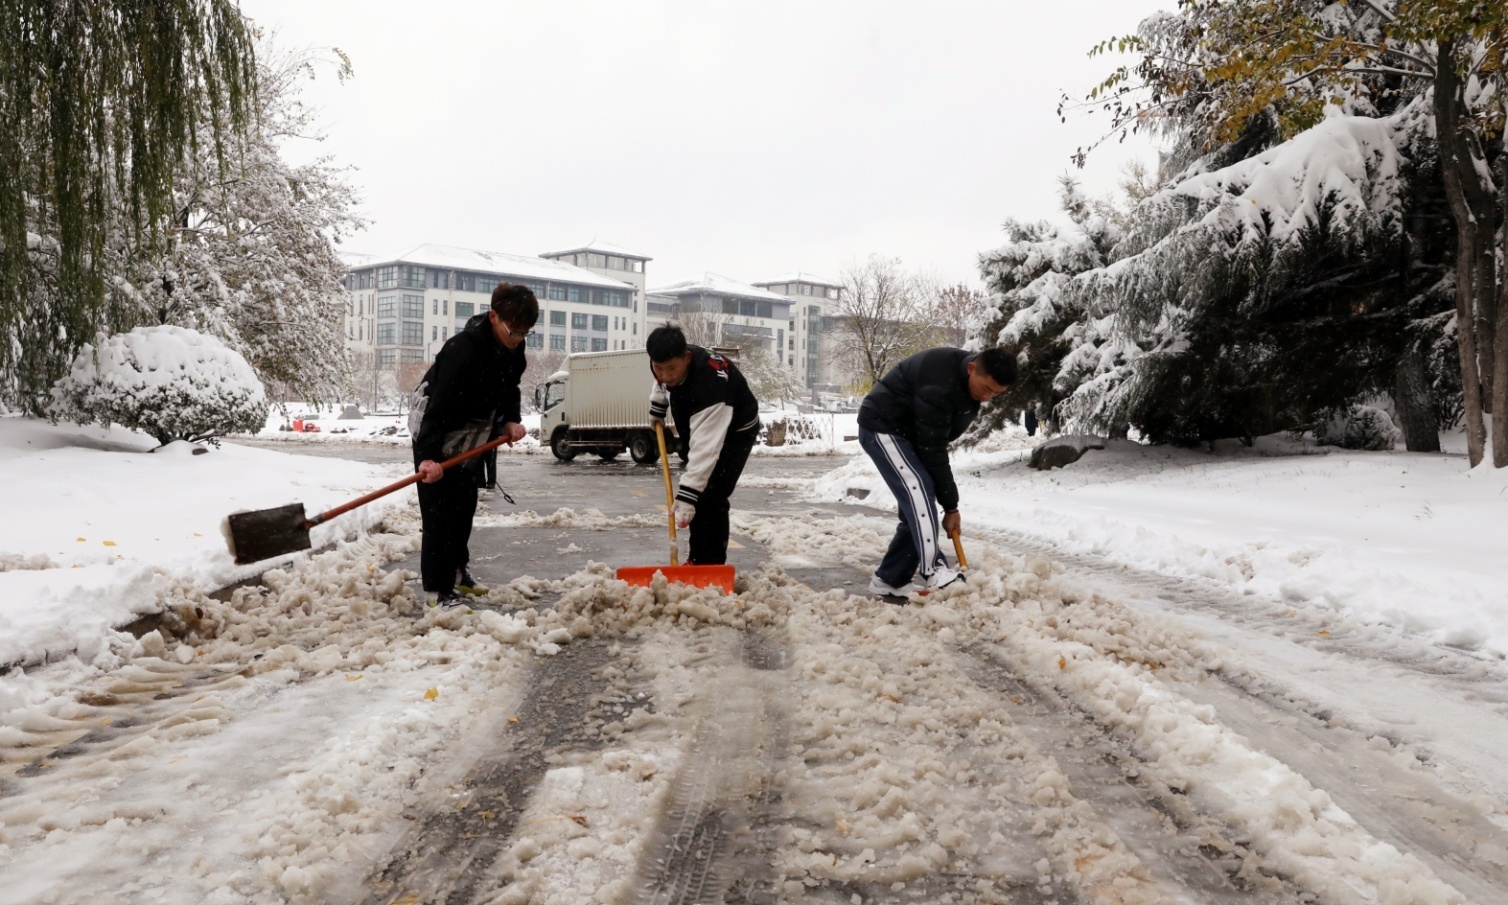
top-left (1394, 343), bottom-right (1441, 453)
top-left (1433, 42), bottom-right (1489, 466)
top-left (1495, 147), bottom-right (1508, 467)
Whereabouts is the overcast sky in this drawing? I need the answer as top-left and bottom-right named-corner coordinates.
top-left (237, 0), bottom-right (1171, 290)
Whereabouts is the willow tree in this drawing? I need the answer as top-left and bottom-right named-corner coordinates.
top-left (0, 0), bottom-right (258, 410)
top-left (1076, 0), bottom-right (1508, 466)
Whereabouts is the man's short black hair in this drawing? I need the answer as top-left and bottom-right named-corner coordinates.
top-left (491, 283), bottom-right (539, 328)
top-left (976, 347), bottom-right (1017, 386)
top-left (646, 325), bottom-right (689, 362)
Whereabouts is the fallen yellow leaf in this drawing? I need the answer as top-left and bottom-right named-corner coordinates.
top-left (1058, 656), bottom-right (1067, 670)
top-left (1317, 630), bottom-right (1331, 637)
top-left (424, 687), bottom-right (439, 700)
top-left (102, 540), bottom-right (116, 547)
top-left (507, 715), bottom-right (519, 723)
top-left (76, 537), bottom-right (86, 542)
top-left (345, 674), bottom-right (363, 681)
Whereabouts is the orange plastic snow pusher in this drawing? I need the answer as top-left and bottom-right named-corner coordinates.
top-left (615, 422), bottom-right (735, 594)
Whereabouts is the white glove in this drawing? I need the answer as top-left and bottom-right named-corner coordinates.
top-left (673, 500), bottom-right (695, 528)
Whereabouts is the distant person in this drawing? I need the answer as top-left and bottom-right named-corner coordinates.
top-left (477, 442), bottom-right (498, 491)
top-left (858, 346), bottom-right (1016, 598)
top-left (1024, 406), bottom-right (1038, 437)
top-left (646, 325), bottom-right (760, 566)
top-left (411, 283), bottom-right (536, 607)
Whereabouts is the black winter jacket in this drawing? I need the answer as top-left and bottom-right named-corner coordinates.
top-left (648, 346), bottom-right (759, 507)
top-left (857, 347), bottom-right (981, 511)
top-left (411, 313), bottom-right (527, 467)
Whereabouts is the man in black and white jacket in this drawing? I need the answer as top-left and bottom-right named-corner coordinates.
top-left (858, 346), bottom-right (1016, 597)
top-left (646, 325), bottom-right (760, 566)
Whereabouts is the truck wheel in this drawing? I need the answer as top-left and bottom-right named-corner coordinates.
top-left (596, 448), bottom-right (620, 461)
top-left (629, 431), bottom-right (658, 464)
top-left (550, 429), bottom-right (576, 461)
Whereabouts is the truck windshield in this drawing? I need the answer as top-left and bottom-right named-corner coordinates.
top-left (544, 381), bottom-right (566, 411)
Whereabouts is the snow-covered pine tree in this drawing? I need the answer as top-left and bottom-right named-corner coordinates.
top-left (965, 177), bottom-right (1121, 442)
top-left (1076, 0), bottom-right (1507, 463)
top-left (0, 0), bottom-right (257, 411)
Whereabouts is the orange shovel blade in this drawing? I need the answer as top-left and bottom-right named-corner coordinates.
top-left (615, 564), bottom-right (735, 594)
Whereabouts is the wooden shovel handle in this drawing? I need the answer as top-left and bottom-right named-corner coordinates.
top-left (950, 530), bottom-right (968, 571)
top-left (655, 422), bottom-right (678, 567)
top-left (307, 434), bottom-right (514, 528)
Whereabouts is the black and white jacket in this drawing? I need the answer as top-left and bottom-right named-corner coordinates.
top-left (648, 346), bottom-right (759, 507)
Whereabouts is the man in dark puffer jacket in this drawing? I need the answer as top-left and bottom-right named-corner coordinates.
top-left (857, 346), bottom-right (1015, 598)
top-left (410, 283), bottom-right (536, 607)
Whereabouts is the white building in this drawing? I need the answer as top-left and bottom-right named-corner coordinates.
top-left (340, 244), bottom-right (639, 369)
top-left (538, 241), bottom-right (652, 315)
top-left (644, 272), bottom-right (795, 362)
top-left (751, 272), bottom-right (841, 390)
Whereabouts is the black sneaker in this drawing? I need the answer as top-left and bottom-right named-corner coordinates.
top-left (429, 590), bottom-right (466, 609)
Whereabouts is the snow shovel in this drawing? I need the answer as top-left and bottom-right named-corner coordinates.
top-left (615, 422), bottom-right (735, 593)
top-left (223, 435), bottom-right (516, 566)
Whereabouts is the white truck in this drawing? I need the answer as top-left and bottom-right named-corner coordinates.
top-left (535, 348), bottom-right (680, 464)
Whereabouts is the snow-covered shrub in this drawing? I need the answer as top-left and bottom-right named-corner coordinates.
top-left (49, 326), bottom-right (268, 446)
top-left (1313, 404), bottom-right (1400, 451)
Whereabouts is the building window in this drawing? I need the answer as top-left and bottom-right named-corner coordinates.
top-left (549, 284), bottom-right (567, 300)
top-left (378, 349), bottom-right (396, 368)
top-left (402, 321), bottom-right (423, 345)
top-left (401, 294), bottom-right (424, 318)
top-left (432, 326), bottom-right (438, 341)
top-left (757, 301), bottom-right (773, 318)
top-left (526, 332), bottom-right (543, 349)
top-left (433, 299), bottom-right (439, 315)
top-left (443, 300), bottom-right (448, 315)
top-left (571, 335), bottom-right (588, 352)
top-left (400, 348), bottom-right (424, 364)
top-left (376, 266), bottom-right (398, 289)
top-left (456, 301), bottom-right (475, 318)
top-left (377, 295), bottom-right (396, 317)
top-left (588, 253), bottom-right (606, 268)
top-left (591, 315), bottom-right (608, 332)
top-left (572, 312), bottom-right (588, 329)
top-left (399, 265), bottom-right (425, 288)
top-left (549, 334), bottom-right (566, 351)
top-left (550, 310), bottom-right (566, 326)
top-left (740, 299), bottom-right (757, 317)
top-left (568, 286), bottom-right (581, 303)
top-left (590, 338), bottom-right (607, 352)
top-left (376, 322), bottom-right (395, 345)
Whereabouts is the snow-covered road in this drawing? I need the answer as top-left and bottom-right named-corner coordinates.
top-left (3, 459), bottom-right (1506, 905)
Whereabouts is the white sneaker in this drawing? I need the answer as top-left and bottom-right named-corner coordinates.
top-left (868, 575), bottom-right (920, 597)
top-left (918, 566), bottom-right (964, 592)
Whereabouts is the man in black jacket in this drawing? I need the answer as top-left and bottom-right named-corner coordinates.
top-left (410, 283), bottom-right (536, 607)
top-left (646, 325), bottom-right (760, 566)
top-left (857, 346), bottom-right (1015, 597)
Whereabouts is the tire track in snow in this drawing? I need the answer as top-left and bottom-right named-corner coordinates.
top-left (358, 637), bottom-right (635, 905)
top-left (960, 642), bottom-right (1310, 905)
top-left (633, 626), bottom-right (789, 905)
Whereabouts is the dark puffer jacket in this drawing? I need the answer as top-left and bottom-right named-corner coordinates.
top-left (411, 313), bottom-right (527, 467)
top-left (857, 347), bottom-right (980, 511)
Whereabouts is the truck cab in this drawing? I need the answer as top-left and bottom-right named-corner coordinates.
top-left (535, 349), bottom-right (679, 464)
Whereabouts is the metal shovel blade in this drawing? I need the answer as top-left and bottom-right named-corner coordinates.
top-left (225, 503), bottom-right (311, 565)
top-left (615, 564), bottom-right (735, 594)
